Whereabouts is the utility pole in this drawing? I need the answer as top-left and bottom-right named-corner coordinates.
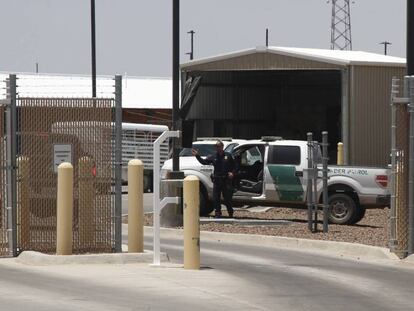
top-left (408, 0), bottom-right (414, 75)
top-left (266, 28), bottom-right (269, 47)
top-left (186, 30), bottom-right (195, 60)
top-left (35, 62), bottom-right (39, 74)
top-left (379, 41), bottom-right (392, 55)
top-left (90, 0), bottom-right (97, 98)
top-left (330, 0), bottom-right (353, 50)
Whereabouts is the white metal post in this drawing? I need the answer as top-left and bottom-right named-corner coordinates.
top-left (153, 130), bottom-right (180, 266)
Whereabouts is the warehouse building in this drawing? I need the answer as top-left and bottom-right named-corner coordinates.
top-left (181, 46), bottom-right (406, 166)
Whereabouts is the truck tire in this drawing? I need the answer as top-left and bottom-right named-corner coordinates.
top-left (200, 186), bottom-right (214, 216)
top-left (328, 193), bottom-right (357, 225)
top-left (350, 206), bottom-right (366, 225)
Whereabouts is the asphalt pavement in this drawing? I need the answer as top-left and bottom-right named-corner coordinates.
top-left (137, 231), bottom-right (414, 311)
top-left (0, 225), bottom-right (413, 310)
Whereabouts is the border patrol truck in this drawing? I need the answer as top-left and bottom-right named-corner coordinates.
top-left (161, 138), bottom-right (390, 224)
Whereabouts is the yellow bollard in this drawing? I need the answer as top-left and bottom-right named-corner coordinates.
top-left (128, 159), bottom-right (144, 253)
top-left (78, 157), bottom-right (95, 247)
top-left (337, 142), bottom-right (344, 166)
top-left (56, 162), bottom-right (73, 255)
top-left (183, 175), bottom-right (200, 270)
top-left (17, 156), bottom-right (30, 248)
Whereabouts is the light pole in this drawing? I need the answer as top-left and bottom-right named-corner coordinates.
top-left (171, 0), bottom-right (182, 177)
top-left (408, 0), bottom-right (414, 75)
top-left (266, 28), bottom-right (269, 47)
top-left (90, 0), bottom-right (97, 98)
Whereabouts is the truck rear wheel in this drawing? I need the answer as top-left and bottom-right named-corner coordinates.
top-left (328, 193), bottom-right (356, 225)
top-left (350, 206), bottom-right (366, 224)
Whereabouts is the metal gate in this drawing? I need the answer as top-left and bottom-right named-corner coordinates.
top-left (16, 98), bottom-right (115, 254)
top-left (0, 103), bottom-right (9, 256)
top-left (390, 77), bottom-right (411, 258)
top-left (0, 74), bottom-right (123, 256)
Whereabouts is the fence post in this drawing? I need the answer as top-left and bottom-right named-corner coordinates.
top-left (322, 132), bottom-right (329, 233)
top-left (78, 156), bottom-right (95, 248)
top-left (114, 75), bottom-right (123, 253)
top-left (17, 156), bottom-right (30, 248)
top-left (56, 163), bottom-right (73, 255)
top-left (307, 133), bottom-right (313, 232)
top-left (128, 159), bottom-right (144, 253)
top-left (6, 74), bottom-right (17, 256)
top-left (183, 175), bottom-right (200, 270)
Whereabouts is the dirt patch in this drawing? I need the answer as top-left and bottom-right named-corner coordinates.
top-left (125, 208), bottom-right (389, 248)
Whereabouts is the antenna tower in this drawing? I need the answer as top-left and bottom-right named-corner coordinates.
top-left (330, 0), bottom-right (353, 50)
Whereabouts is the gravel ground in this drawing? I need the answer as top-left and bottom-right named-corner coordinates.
top-left (134, 207), bottom-right (389, 248)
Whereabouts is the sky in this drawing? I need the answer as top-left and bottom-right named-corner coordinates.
top-left (0, 0), bottom-right (407, 77)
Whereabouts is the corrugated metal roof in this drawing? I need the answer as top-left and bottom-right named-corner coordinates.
top-left (182, 46), bottom-right (406, 69)
top-left (0, 72), bottom-right (172, 109)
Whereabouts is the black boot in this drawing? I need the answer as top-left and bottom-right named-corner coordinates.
top-left (214, 210), bottom-right (222, 218)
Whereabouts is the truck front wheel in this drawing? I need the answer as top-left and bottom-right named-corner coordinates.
top-left (200, 186), bottom-right (214, 216)
top-left (328, 193), bottom-right (357, 225)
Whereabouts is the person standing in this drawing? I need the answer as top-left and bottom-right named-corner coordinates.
top-left (192, 140), bottom-right (236, 218)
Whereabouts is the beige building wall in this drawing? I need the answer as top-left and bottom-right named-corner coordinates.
top-left (349, 66), bottom-right (405, 166)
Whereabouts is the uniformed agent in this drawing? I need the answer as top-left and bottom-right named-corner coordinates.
top-left (192, 140), bottom-right (236, 218)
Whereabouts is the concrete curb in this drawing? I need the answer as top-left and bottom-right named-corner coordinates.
top-left (200, 218), bottom-right (290, 225)
top-left (16, 249), bottom-right (168, 266)
top-left (145, 226), bottom-right (399, 261)
top-left (404, 254), bottom-right (414, 264)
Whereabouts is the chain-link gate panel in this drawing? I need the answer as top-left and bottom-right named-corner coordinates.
top-left (0, 105), bottom-right (8, 256)
top-left (17, 98), bottom-right (114, 254)
top-left (394, 103), bottom-right (410, 256)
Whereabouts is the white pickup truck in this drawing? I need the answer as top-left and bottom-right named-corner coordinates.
top-left (161, 138), bottom-right (390, 224)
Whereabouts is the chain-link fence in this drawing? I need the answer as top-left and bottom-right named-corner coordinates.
top-left (391, 102), bottom-right (410, 257)
top-left (16, 98), bottom-right (115, 254)
top-left (390, 77), bottom-right (414, 258)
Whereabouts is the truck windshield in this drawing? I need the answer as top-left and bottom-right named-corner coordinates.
top-left (180, 144), bottom-right (216, 157)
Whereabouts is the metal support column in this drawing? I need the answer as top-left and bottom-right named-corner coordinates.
top-left (341, 69), bottom-right (349, 165)
top-left (114, 75), bottom-right (122, 253)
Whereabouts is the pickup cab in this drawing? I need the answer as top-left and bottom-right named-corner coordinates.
top-left (161, 138), bottom-right (390, 224)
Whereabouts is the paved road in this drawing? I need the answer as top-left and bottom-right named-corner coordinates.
top-left (0, 230), bottom-right (413, 310)
top-left (137, 232), bottom-right (414, 311)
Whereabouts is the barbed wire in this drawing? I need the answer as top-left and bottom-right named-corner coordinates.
top-left (16, 84), bottom-right (115, 88)
top-left (16, 75), bottom-right (115, 81)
